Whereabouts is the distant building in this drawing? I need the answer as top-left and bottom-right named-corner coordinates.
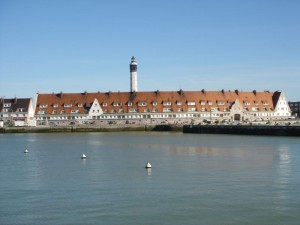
top-left (0, 97), bottom-right (35, 126)
top-left (34, 90), bottom-right (291, 125)
top-left (288, 101), bottom-right (300, 116)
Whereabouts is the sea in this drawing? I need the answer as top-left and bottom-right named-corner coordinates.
top-left (0, 132), bottom-right (300, 225)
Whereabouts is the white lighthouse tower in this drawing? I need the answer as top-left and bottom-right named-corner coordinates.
top-left (130, 56), bottom-right (138, 92)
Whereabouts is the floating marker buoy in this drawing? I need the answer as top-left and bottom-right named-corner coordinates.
top-left (81, 154), bottom-right (87, 159)
top-left (24, 149), bottom-right (29, 153)
top-left (145, 162), bottom-right (152, 169)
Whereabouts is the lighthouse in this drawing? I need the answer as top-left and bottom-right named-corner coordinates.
top-left (130, 56), bottom-right (138, 92)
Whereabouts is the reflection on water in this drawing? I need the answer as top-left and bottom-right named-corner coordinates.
top-left (1, 133), bottom-right (300, 225)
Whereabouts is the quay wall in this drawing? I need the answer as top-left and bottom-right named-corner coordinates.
top-left (0, 124), bottom-right (182, 133)
top-left (183, 125), bottom-right (300, 136)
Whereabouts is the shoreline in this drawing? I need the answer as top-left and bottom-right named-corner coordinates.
top-left (0, 124), bottom-right (183, 133)
top-left (1, 124), bottom-right (300, 136)
top-left (183, 124), bottom-right (300, 136)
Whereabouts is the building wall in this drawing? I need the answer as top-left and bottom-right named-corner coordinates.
top-left (34, 90), bottom-right (291, 125)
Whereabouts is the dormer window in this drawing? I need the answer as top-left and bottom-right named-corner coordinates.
top-left (138, 102), bottom-right (147, 106)
top-left (187, 101), bottom-right (195, 106)
top-left (60, 110), bottom-right (65, 114)
top-left (245, 101), bottom-right (250, 106)
top-left (217, 101), bottom-right (225, 106)
top-left (4, 103), bottom-right (11, 107)
top-left (64, 103), bottom-right (72, 108)
top-left (38, 110), bottom-right (47, 115)
top-left (177, 101), bottom-right (182, 106)
top-left (208, 101), bottom-right (212, 106)
top-left (200, 101), bottom-right (205, 106)
top-left (152, 102), bottom-right (157, 106)
top-left (18, 108), bottom-right (25, 112)
top-left (263, 101), bottom-right (269, 106)
top-left (128, 102), bottom-right (133, 107)
top-left (39, 104), bottom-right (48, 108)
top-left (53, 104), bottom-right (58, 108)
top-left (113, 102), bottom-right (122, 107)
top-left (254, 101), bottom-right (259, 106)
top-left (78, 103), bottom-right (83, 107)
top-left (71, 110), bottom-right (79, 114)
top-left (102, 102), bottom-right (107, 107)
top-left (163, 101), bottom-right (172, 106)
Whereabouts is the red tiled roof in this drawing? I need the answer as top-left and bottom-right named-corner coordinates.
top-left (35, 90), bottom-right (280, 115)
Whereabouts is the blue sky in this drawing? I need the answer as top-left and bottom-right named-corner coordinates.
top-left (0, 0), bottom-right (299, 100)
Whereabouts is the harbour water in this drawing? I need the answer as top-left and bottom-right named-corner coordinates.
top-left (0, 132), bottom-right (300, 225)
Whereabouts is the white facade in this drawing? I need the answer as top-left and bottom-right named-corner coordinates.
top-left (274, 92), bottom-right (291, 117)
top-left (88, 98), bottom-right (103, 118)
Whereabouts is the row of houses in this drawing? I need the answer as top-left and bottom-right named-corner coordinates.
top-left (0, 89), bottom-right (293, 127)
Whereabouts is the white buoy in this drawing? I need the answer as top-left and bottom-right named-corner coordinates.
top-left (145, 162), bottom-right (152, 169)
top-left (24, 149), bottom-right (29, 153)
top-left (81, 154), bottom-right (87, 159)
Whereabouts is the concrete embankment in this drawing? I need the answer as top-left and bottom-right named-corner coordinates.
top-left (183, 125), bottom-right (300, 136)
top-left (0, 124), bottom-right (182, 133)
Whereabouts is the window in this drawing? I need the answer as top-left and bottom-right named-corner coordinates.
top-left (4, 103), bottom-right (11, 107)
top-left (138, 102), bottom-right (147, 106)
top-left (113, 102), bottom-right (122, 107)
top-left (71, 110), bottom-right (79, 114)
top-left (18, 108), bottom-right (25, 112)
top-left (187, 101), bottom-right (195, 106)
top-left (38, 110), bottom-right (47, 115)
top-left (262, 101), bottom-right (269, 106)
top-left (163, 101), bottom-right (172, 106)
top-left (200, 101), bottom-right (205, 106)
top-left (102, 102), bottom-right (107, 107)
top-left (128, 102), bottom-right (133, 106)
top-left (201, 107), bottom-right (206, 112)
top-left (208, 101), bottom-right (212, 106)
top-left (188, 108), bottom-right (196, 112)
top-left (252, 107), bottom-right (258, 111)
top-left (177, 108), bottom-right (183, 112)
top-left (119, 109), bottom-right (124, 113)
top-left (52, 110), bottom-right (57, 114)
top-left (152, 102), bottom-right (157, 106)
top-left (163, 108), bottom-right (173, 112)
top-left (152, 108), bottom-right (158, 112)
top-left (64, 103), bottom-right (72, 107)
top-left (217, 101), bottom-right (225, 105)
top-left (111, 109), bottom-right (116, 113)
top-left (144, 108), bottom-right (150, 113)
top-left (177, 101), bottom-right (182, 106)
top-left (245, 101), bottom-right (250, 106)
top-left (60, 110), bottom-right (65, 114)
top-left (254, 101), bottom-right (259, 105)
top-left (39, 104), bottom-right (48, 108)
top-left (78, 103), bottom-right (83, 107)
top-left (129, 108), bottom-right (137, 113)
top-left (53, 104), bottom-right (58, 108)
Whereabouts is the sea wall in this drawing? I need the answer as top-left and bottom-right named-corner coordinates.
top-left (0, 124), bottom-right (182, 133)
top-left (183, 125), bottom-right (300, 136)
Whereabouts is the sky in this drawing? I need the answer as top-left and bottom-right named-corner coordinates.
top-left (0, 0), bottom-right (299, 101)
